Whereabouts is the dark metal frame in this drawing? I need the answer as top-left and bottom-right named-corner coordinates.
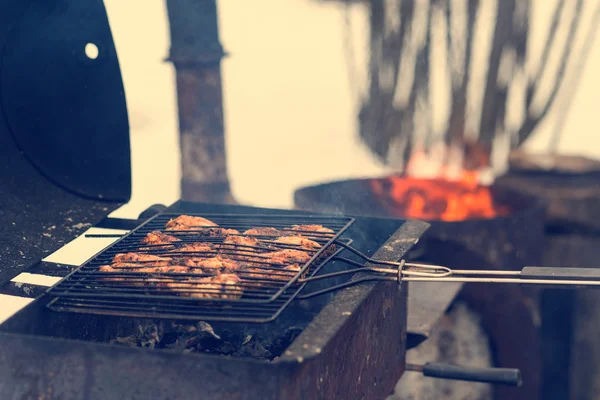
top-left (0, 207), bottom-right (424, 400)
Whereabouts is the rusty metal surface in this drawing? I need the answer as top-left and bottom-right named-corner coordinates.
top-left (280, 221), bottom-right (426, 399)
top-left (405, 282), bottom-right (463, 347)
top-left (174, 67), bottom-right (234, 204)
top-left (166, 0), bottom-right (233, 204)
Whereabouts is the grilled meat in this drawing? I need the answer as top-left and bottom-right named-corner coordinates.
top-left (164, 215), bottom-right (239, 236)
top-left (221, 235), bottom-right (262, 250)
top-left (169, 243), bottom-right (215, 253)
top-left (243, 227), bottom-right (284, 236)
top-left (97, 217), bottom-right (340, 299)
top-left (262, 249), bottom-right (311, 265)
top-left (166, 224), bottom-right (241, 237)
top-left (175, 273), bottom-right (243, 299)
top-left (237, 267), bottom-right (295, 281)
top-left (273, 236), bottom-right (321, 249)
top-left (218, 236), bottom-right (273, 263)
top-left (112, 253), bottom-right (172, 265)
top-left (272, 235), bottom-right (337, 259)
top-left (283, 264), bottom-right (301, 273)
top-left (141, 231), bottom-right (180, 245)
top-left (136, 265), bottom-right (194, 274)
top-left (98, 265), bottom-right (125, 279)
top-left (165, 215), bottom-right (218, 229)
top-left (289, 224), bottom-right (334, 234)
top-left (181, 256), bottom-right (239, 271)
top-left (100, 264), bottom-right (193, 274)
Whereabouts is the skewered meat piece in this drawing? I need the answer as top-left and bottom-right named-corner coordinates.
top-left (243, 227), bottom-right (284, 236)
top-left (262, 249), bottom-right (311, 265)
top-left (175, 274), bottom-right (243, 299)
top-left (273, 236), bottom-right (321, 250)
top-left (164, 215), bottom-right (239, 236)
top-left (289, 224), bottom-right (334, 234)
top-left (165, 215), bottom-right (218, 229)
top-left (180, 256), bottom-right (239, 271)
top-left (141, 231), bottom-right (180, 245)
top-left (112, 253), bottom-right (171, 265)
top-left (169, 243), bottom-right (215, 253)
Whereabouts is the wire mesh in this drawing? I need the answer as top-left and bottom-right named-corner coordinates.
top-left (46, 213), bottom-right (354, 322)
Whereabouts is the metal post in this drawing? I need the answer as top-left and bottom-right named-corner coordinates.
top-left (166, 0), bottom-right (235, 204)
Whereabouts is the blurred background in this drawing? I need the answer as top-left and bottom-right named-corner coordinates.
top-left (106, 0), bottom-right (600, 216)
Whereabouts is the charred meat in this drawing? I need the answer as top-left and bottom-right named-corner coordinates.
top-left (175, 274), bottom-right (243, 299)
top-left (141, 231), bottom-right (180, 245)
top-left (99, 264), bottom-right (193, 274)
top-left (181, 256), bottom-right (239, 271)
top-left (169, 243), bottom-right (215, 254)
top-left (262, 249), bottom-right (311, 265)
top-left (243, 227), bottom-right (284, 237)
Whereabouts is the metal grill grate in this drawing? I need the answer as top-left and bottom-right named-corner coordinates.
top-left (46, 213), bottom-right (354, 322)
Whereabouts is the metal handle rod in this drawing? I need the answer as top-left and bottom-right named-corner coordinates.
top-left (333, 241), bottom-right (452, 277)
top-left (406, 363), bottom-right (522, 387)
top-left (403, 277), bottom-right (600, 286)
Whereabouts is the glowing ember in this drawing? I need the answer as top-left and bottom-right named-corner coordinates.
top-left (370, 176), bottom-right (509, 221)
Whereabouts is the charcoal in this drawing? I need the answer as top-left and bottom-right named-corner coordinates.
top-left (110, 321), bottom-right (302, 361)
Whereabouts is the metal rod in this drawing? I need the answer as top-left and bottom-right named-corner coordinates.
top-left (450, 269), bottom-right (522, 276)
top-left (85, 234), bottom-right (125, 238)
top-left (403, 277), bottom-right (600, 286)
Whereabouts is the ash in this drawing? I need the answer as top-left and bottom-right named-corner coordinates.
top-left (110, 320), bottom-right (303, 360)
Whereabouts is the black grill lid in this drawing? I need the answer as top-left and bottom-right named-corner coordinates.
top-left (0, 0), bottom-right (131, 283)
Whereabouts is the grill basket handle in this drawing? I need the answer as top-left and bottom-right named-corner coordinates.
top-left (407, 363), bottom-right (522, 387)
top-left (521, 266), bottom-right (600, 281)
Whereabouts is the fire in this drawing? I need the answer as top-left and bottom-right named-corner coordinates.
top-left (371, 144), bottom-right (509, 221)
top-left (370, 176), bottom-right (508, 221)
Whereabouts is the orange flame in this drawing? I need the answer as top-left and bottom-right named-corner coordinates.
top-left (371, 142), bottom-right (508, 221)
top-left (370, 175), bottom-right (508, 221)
